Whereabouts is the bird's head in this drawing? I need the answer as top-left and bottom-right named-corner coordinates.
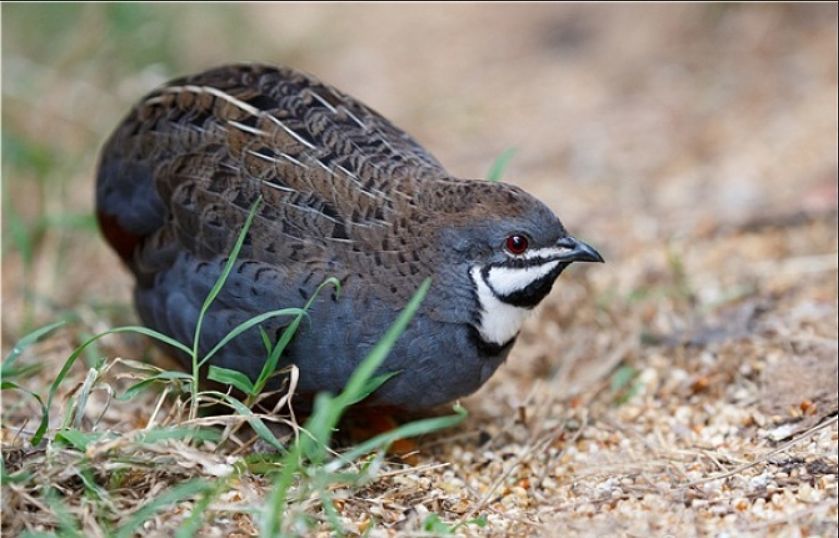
top-left (419, 179), bottom-right (603, 348)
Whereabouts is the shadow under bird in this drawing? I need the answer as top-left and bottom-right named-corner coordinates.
top-left (96, 64), bottom-right (603, 409)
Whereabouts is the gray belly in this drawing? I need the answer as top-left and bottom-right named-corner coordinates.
top-left (134, 253), bottom-right (509, 409)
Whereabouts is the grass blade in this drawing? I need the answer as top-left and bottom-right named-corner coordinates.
top-left (198, 307), bottom-right (305, 368)
top-left (343, 371), bottom-right (401, 407)
top-left (139, 426), bottom-right (221, 444)
top-left (201, 390), bottom-right (285, 451)
top-left (188, 197), bottom-right (262, 421)
top-left (174, 479), bottom-right (227, 538)
top-left (303, 278), bottom-right (431, 462)
top-left (191, 198), bottom-right (262, 360)
top-left (486, 147), bottom-right (517, 182)
top-left (331, 404), bottom-right (468, 467)
top-left (55, 429), bottom-right (105, 451)
top-left (252, 277), bottom-right (341, 396)
top-left (207, 366), bottom-right (254, 394)
top-left (36, 325), bottom-right (194, 445)
top-left (336, 278), bottom-right (431, 408)
top-left (119, 371), bottom-right (194, 401)
top-left (260, 443), bottom-right (302, 537)
top-left (114, 479), bottom-right (214, 538)
top-left (0, 381), bottom-right (48, 445)
top-left (2, 320), bottom-right (67, 371)
top-left (44, 488), bottom-right (85, 538)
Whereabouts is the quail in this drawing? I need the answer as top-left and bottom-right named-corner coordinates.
top-left (96, 64), bottom-right (603, 410)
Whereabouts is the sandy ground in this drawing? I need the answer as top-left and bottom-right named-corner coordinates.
top-left (2, 4), bottom-right (837, 536)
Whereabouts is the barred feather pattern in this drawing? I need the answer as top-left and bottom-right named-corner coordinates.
top-left (94, 64), bottom-right (576, 407)
top-left (97, 64), bottom-right (537, 307)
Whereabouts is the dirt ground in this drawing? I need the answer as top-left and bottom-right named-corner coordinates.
top-left (2, 4), bottom-right (837, 536)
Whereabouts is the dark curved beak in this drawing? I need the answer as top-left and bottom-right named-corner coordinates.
top-left (555, 236), bottom-right (604, 263)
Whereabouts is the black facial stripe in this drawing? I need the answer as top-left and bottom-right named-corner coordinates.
top-left (468, 266), bottom-right (483, 327)
top-left (496, 262), bottom-right (569, 308)
top-left (481, 255), bottom-right (557, 294)
top-left (494, 256), bottom-right (556, 269)
top-left (468, 325), bottom-right (518, 357)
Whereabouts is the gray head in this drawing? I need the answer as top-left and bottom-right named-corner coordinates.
top-left (418, 178), bottom-right (603, 348)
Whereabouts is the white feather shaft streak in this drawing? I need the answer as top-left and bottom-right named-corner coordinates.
top-left (229, 120), bottom-right (268, 136)
top-left (149, 85), bottom-right (262, 116)
top-left (247, 149), bottom-right (309, 169)
top-left (306, 90), bottom-right (337, 113)
top-left (265, 115), bottom-right (318, 150)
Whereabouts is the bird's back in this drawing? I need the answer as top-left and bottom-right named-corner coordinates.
top-left (96, 64), bottom-right (448, 296)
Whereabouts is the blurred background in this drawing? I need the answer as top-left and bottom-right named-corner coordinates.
top-left (2, 2), bottom-right (837, 377)
top-left (2, 5), bottom-right (837, 534)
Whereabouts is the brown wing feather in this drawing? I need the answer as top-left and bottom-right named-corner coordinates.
top-left (97, 64), bottom-right (447, 296)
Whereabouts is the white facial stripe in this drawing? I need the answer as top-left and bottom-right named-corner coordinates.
top-left (470, 267), bottom-right (534, 345)
top-left (515, 246), bottom-right (573, 260)
top-left (486, 261), bottom-right (560, 296)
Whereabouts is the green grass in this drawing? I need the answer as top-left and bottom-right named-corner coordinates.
top-left (0, 198), bottom-right (468, 536)
top-left (486, 147), bottom-right (517, 182)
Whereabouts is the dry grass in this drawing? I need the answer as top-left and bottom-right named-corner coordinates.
top-left (2, 4), bottom-right (837, 536)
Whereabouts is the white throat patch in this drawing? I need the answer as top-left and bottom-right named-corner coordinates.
top-left (485, 260), bottom-right (560, 296)
top-left (470, 266), bottom-right (536, 345)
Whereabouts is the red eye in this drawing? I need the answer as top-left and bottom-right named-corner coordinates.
top-left (505, 234), bottom-right (529, 255)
